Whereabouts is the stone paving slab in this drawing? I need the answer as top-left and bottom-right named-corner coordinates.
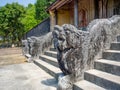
top-left (0, 63), bottom-right (57, 90)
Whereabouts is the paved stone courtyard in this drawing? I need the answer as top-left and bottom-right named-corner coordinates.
top-left (0, 48), bottom-right (57, 90)
top-left (0, 63), bottom-right (57, 90)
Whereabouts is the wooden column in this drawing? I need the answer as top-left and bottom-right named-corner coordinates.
top-left (74, 0), bottom-right (79, 28)
top-left (55, 10), bottom-right (58, 25)
top-left (103, 0), bottom-right (108, 18)
top-left (49, 11), bottom-right (55, 31)
top-left (94, 0), bottom-right (99, 19)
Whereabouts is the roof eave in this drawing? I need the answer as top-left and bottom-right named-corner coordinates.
top-left (47, 0), bottom-right (72, 12)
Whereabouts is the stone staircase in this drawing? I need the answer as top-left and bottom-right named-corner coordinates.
top-left (33, 48), bottom-right (62, 80)
top-left (34, 36), bottom-right (120, 90)
top-left (73, 36), bottom-right (120, 90)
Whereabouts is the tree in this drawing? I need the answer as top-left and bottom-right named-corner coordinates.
top-left (46, 0), bottom-right (55, 6)
top-left (35, 0), bottom-right (55, 22)
top-left (0, 3), bottom-right (25, 45)
top-left (21, 4), bottom-right (37, 33)
top-left (0, 0), bottom-right (55, 47)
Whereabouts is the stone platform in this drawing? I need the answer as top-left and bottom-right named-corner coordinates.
top-left (0, 47), bottom-right (26, 66)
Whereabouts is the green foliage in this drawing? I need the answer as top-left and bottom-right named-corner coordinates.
top-left (0, 0), bottom-right (55, 47)
top-left (47, 0), bottom-right (55, 5)
top-left (21, 4), bottom-right (37, 33)
top-left (0, 3), bottom-right (25, 44)
top-left (35, 0), bottom-right (55, 22)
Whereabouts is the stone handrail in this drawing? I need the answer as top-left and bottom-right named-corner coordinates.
top-left (52, 15), bottom-right (120, 90)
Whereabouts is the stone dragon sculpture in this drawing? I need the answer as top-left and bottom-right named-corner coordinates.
top-left (22, 32), bottom-right (53, 62)
top-left (52, 15), bottom-right (120, 90)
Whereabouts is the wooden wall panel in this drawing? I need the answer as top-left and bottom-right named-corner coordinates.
top-left (57, 9), bottom-right (71, 26)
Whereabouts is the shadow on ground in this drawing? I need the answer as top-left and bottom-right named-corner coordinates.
top-left (41, 78), bottom-right (57, 88)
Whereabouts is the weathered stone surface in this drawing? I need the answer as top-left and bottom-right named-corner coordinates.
top-left (57, 74), bottom-right (73, 90)
top-left (22, 32), bottom-right (53, 62)
top-left (22, 40), bottom-right (29, 55)
top-left (52, 15), bottom-right (120, 89)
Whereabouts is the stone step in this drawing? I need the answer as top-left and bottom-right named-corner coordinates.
top-left (34, 59), bottom-right (62, 80)
top-left (117, 36), bottom-right (120, 42)
top-left (50, 47), bottom-right (56, 52)
top-left (110, 42), bottom-right (120, 50)
top-left (44, 51), bottom-right (57, 58)
top-left (39, 55), bottom-right (58, 67)
top-left (102, 50), bottom-right (120, 61)
top-left (84, 69), bottom-right (120, 90)
top-left (94, 59), bottom-right (120, 76)
top-left (73, 80), bottom-right (105, 90)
